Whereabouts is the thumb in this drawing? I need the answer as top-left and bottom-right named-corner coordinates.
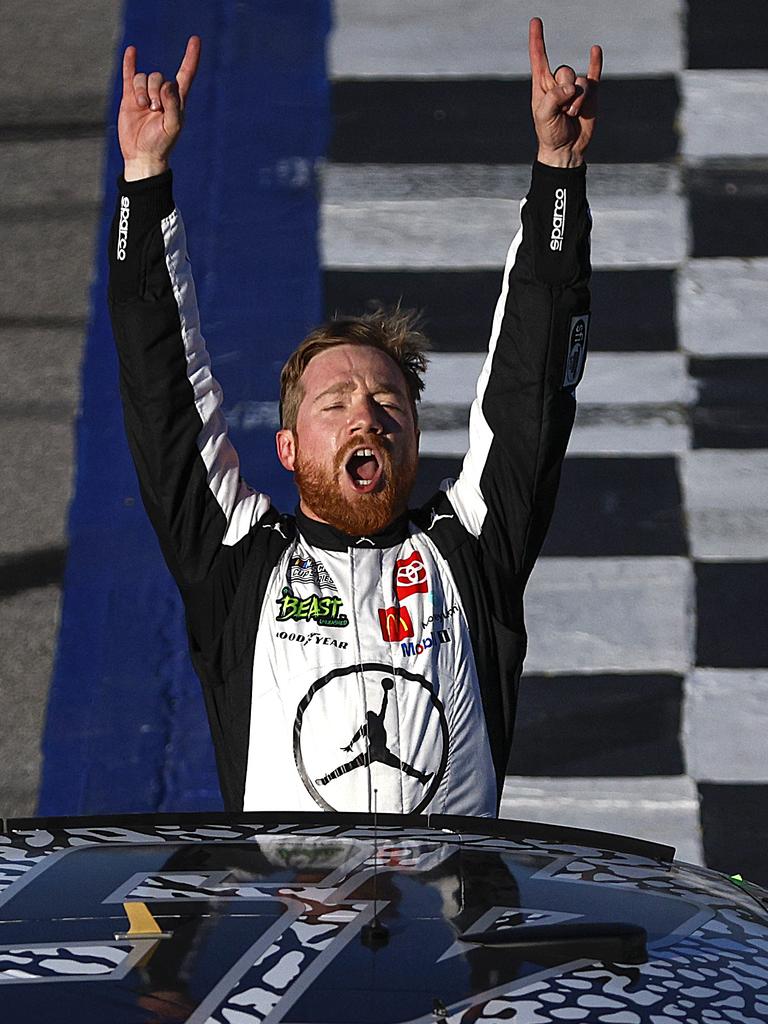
top-left (161, 80), bottom-right (182, 137)
top-left (539, 81), bottom-right (577, 119)
top-left (548, 64), bottom-right (578, 113)
top-left (555, 81), bottom-right (577, 105)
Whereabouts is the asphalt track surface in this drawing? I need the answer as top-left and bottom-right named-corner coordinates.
top-left (1, 1), bottom-right (767, 884)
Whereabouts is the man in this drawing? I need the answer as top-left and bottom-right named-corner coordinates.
top-left (109, 19), bottom-right (601, 815)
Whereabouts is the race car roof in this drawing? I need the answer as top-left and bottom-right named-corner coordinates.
top-left (0, 813), bottom-right (766, 1024)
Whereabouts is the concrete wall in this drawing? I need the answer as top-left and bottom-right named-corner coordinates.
top-left (0, 1), bottom-right (122, 815)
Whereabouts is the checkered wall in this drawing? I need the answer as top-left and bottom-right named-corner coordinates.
top-left (323, 0), bottom-right (768, 881)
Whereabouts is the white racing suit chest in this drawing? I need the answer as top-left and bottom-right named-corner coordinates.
top-left (244, 525), bottom-right (497, 816)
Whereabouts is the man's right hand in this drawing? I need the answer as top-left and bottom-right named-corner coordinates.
top-left (118, 36), bottom-right (201, 181)
top-left (529, 18), bottom-right (602, 169)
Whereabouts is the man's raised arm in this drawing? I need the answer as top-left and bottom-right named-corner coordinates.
top-left (108, 38), bottom-right (273, 594)
top-left (443, 18), bottom-right (602, 582)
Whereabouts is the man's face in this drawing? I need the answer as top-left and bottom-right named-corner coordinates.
top-left (276, 344), bottom-right (419, 535)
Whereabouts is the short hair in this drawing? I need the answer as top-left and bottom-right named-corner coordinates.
top-left (279, 307), bottom-right (429, 430)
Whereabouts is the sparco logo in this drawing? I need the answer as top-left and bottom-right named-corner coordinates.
top-left (550, 187), bottom-right (566, 251)
top-left (116, 196), bottom-right (130, 261)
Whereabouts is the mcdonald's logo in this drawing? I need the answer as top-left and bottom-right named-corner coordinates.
top-left (378, 605), bottom-right (414, 642)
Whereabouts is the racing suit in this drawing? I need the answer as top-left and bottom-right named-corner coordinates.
top-left (108, 161), bottom-right (591, 816)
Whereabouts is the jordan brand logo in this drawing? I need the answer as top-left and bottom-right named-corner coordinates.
top-left (293, 663), bottom-right (449, 813)
top-left (315, 679), bottom-right (433, 788)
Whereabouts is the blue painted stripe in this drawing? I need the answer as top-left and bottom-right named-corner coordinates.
top-left (39, 1), bottom-right (331, 813)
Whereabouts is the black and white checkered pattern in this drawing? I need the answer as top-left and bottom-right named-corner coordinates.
top-left (323, 1), bottom-right (768, 881)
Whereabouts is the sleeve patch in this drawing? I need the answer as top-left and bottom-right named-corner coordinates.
top-left (563, 313), bottom-right (590, 389)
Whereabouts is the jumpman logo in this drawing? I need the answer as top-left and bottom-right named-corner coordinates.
top-left (315, 679), bottom-right (433, 788)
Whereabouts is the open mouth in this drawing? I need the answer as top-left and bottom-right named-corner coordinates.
top-left (344, 447), bottom-right (384, 494)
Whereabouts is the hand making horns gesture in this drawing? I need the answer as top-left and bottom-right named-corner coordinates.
top-left (118, 35), bottom-right (201, 181)
top-left (529, 17), bottom-right (603, 168)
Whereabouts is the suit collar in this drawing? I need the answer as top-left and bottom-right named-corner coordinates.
top-left (295, 507), bottom-right (410, 551)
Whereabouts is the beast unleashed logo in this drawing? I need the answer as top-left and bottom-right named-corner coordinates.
top-left (276, 588), bottom-right (349, 627)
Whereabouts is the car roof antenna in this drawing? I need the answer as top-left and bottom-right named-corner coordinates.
top-left (361, 787), bottom-right (389, 949)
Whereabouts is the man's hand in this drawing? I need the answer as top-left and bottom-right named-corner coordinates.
top-left (118, 36), bottom-right (201, 181)
top-left (529, 17), bottom-right (602, 168)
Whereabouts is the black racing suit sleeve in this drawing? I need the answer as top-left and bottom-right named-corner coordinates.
top-left (107, 172), bottom-right (276, 653)
top-left (426, 162), bottom-right (592, 800)
top-left (444, 160), bottom-right (591, 582)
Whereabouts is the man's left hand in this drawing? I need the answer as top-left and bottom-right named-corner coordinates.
top-left (529, 17), bottom-right (603, 168)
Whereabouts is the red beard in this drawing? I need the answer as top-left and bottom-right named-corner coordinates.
top-left (294, 434), bottom-right (417, 536)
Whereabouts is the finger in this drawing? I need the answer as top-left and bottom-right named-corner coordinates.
top-left (566, 74), bottom-right (589, 117)
top-left (536, 79), bottom-right (581, 123)
top-left (588, 43), bottom-right (603, 83)
top-left (122, 46), bottom-right (137, 98)
top-left (553, 64), bottom-right (576, 88)
top-left (528, 17), bottom-right (553, 89)
top-left (553, 63), bottom-right (577, 105)
top-left (176, 35), bottom-right (201, 103)
top-left (133, 71), bottom-right (149, 109)
top-left (147, 71), bottom-right (165, 111)
top-left (161, 80), bottom-right (181, 135)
